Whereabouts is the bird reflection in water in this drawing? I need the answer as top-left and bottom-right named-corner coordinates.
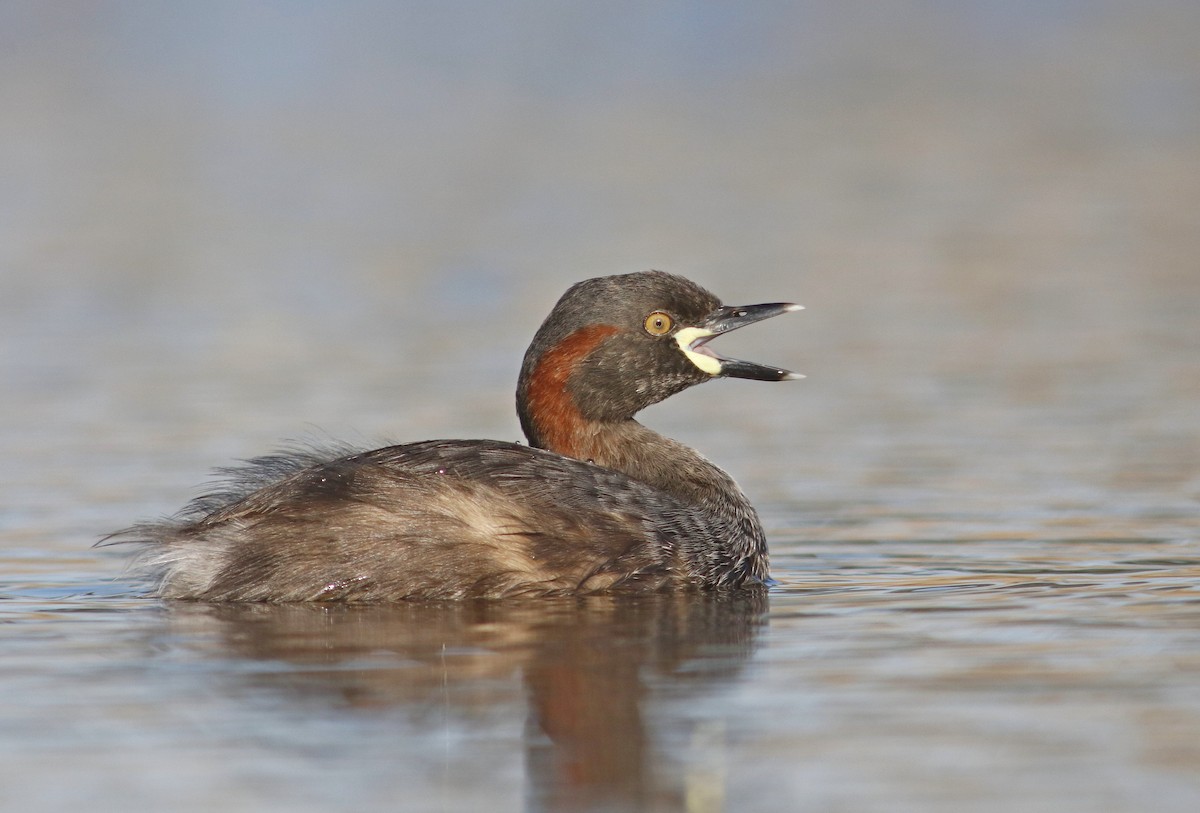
top-left (167, 590), bottom-right (767, 811)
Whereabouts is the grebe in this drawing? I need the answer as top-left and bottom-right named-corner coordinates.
top-left (110, 271), bottom-right (801, 601)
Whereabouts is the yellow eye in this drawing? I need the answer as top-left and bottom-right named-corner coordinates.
top-left (643, 311), bottom-right (673, 336)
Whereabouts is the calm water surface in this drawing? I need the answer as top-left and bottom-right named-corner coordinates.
top-left (2, 4), bottom-right (1198, 812)
top-left (4, 536), bottom-right (1198, 812)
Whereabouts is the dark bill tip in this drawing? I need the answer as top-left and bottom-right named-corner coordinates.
top-left (686, 301), bottom-right (803, 381)
top-left (701, 302), bottom-right (803, 335)
top-left (719, 359), bottom-right (804, 381)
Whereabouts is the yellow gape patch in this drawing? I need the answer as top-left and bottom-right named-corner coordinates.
top-left (673, 326), bottom-right (723, 376)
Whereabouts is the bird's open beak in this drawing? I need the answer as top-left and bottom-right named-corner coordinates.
top-left (674, 302), bottom-right (804, 381)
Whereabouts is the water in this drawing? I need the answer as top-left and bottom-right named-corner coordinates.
top-left (2, 3), bottom-right (1198, 811)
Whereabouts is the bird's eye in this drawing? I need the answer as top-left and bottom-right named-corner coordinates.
top-left (643, 311), bottom-right (673, 336)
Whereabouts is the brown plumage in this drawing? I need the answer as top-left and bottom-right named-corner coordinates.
top-left (107, 271), bottom-right (802, 601)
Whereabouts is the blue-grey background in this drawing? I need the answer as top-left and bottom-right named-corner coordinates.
top-left (2, 3), bottom-right (1198, 812)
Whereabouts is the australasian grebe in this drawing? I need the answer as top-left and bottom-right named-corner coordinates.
top-left (109, 271), bottom-right (802, 601)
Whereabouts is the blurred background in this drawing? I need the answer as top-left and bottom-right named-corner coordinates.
top-left (1, 3), bottom-right (1198, 810)
top-left (3, 2), bottom-right (1198, 525)
top-left (3, 2), bottom-right (1197, 545)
